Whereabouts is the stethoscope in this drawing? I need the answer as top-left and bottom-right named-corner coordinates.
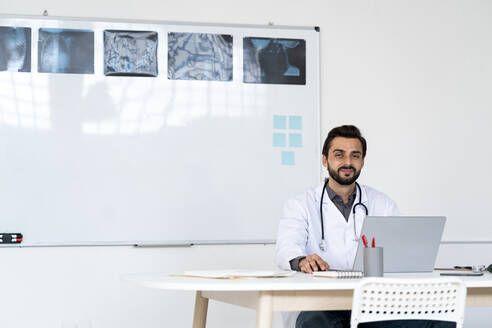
top-left (319, 178), bottom-right (368, 251)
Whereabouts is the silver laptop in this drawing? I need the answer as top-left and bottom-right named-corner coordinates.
top-left (352, 216), bottom-right (446, 273)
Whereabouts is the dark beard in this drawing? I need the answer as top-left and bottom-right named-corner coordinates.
top-left (328, 165), bottom-right (361, 186)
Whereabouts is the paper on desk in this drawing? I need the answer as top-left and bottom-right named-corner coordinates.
top-left (180, 269), bottom-right (294, 279)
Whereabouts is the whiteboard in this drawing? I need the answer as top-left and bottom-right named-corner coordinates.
top-left (0, 16), bottom-right (320, 245)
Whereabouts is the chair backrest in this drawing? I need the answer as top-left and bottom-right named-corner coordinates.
top-left (351, 277), bottom-right (466, 328)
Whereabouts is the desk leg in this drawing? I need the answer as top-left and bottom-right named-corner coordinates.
top-left (256, 291), bottom-right (273, 328)
top-left (192, 291), bottom-right (209, 328)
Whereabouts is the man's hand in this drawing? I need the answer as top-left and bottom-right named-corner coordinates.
top-left (298, 254), bottom-right (330, 273)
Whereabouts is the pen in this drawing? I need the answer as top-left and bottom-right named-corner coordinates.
top-left (371, 237), bottom-right (375, 248)
top-left (362, 235), bottom-right (368, 248)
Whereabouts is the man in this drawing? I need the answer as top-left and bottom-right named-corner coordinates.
top-left (275, 125), bottom-right (454, 328)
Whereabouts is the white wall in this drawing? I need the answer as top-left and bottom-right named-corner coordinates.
top-left (1, 0), bottom-right (491, 327)
top-left (0, 244), bottom-right (282, 328)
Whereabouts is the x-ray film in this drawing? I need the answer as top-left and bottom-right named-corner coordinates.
top-left (104, 30), bottom-right (158, 77)
top-left (0, 26), bottom-right (31, 72)
top-left (168, 32), bottom-right (233, 81)
top-left (38, 28), bottom-right (94, 74)
top-left (243, 37), bottom-right (305, 85)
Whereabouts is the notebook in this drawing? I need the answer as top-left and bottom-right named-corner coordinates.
top-left (312, 270), bottom-right (362, 279)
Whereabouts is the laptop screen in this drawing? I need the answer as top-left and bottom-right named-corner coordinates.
top-left (352, 216), bottom-right (446, 273)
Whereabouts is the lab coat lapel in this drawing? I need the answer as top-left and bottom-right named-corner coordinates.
top-left (359, 183), bottom-right (369, 206)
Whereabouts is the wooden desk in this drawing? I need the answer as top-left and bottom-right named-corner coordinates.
top-left (126, 272), bottom-right (492, 328)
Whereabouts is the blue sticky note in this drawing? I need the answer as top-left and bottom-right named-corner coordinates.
top-left (289, 133), bottom-right (302, 147)
top-left (289, 116), bottom-right (302, 130)
top-left (281, 151), bottom-right (295, 166)
top-left (273, 133), bottom-right (287, 147)
top-left (273, 115), bottom-right (287, 129)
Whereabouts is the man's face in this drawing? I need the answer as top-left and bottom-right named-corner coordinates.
top-left (322, 137), bottom-right (364, 186)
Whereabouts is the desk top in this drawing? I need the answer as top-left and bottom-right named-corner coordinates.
top-left (125, 271), bottom-right (492, 291)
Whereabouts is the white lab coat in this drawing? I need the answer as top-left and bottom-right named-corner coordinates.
top-left (275, 182), bottom-right (400, 328)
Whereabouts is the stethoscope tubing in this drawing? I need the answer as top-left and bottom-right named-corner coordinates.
top-left (319, 178), bottom-right (368, 250)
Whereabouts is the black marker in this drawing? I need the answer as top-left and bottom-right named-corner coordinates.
top-left (0, 233), bottom-right (24, 243)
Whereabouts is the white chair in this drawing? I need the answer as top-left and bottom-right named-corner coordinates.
top-left (351, 278), bottom-right (466, 328)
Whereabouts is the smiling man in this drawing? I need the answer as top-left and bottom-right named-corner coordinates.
top-left (275, 125), bottom-right (455, 328)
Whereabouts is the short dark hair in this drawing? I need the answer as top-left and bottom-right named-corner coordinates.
top-left (322, 125), bottom-right (367, 158)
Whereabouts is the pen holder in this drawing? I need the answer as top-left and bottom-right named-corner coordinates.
top-left (363, 247), bottom-right (384, 277)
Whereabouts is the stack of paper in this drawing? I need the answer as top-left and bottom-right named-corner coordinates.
top-left (181, 270), bottom-right (294, 279)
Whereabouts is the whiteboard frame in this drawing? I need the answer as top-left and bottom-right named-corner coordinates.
top-left (0, 14), bottom-right (322, 247)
